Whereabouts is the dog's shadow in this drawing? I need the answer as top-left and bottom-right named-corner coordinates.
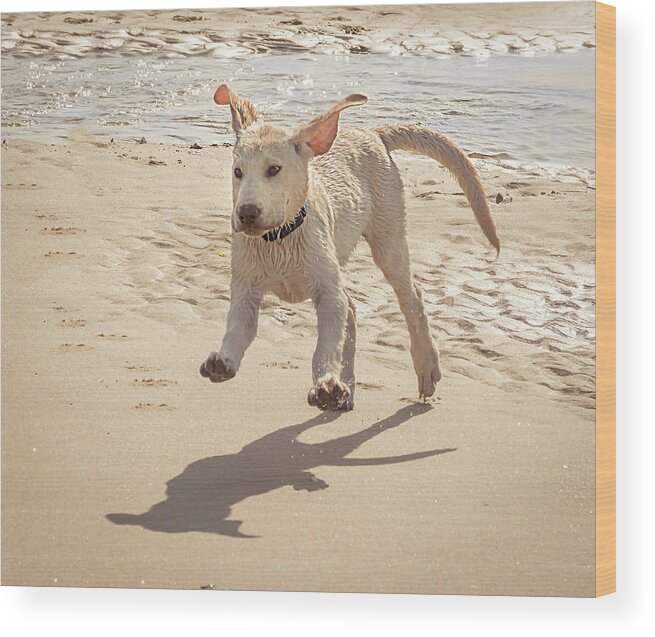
top-left (106, 404), bottom-right (456, 538)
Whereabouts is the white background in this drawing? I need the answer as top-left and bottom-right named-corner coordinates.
top-left (1, 0), bottom-right (652, 634)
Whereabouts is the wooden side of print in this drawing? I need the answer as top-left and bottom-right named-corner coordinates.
top-left (595, 1), bottom-right (616, 597)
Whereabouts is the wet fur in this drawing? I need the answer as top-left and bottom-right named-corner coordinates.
top-left (200, 86), bottom-right (499, 410)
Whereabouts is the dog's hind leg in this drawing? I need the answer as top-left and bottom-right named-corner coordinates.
top-left (339, 294), bottom-right (357, 409)
top-left (365, 223), bottom-right (442, 399)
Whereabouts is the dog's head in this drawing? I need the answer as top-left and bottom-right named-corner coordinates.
top-left (214, 84), bottom-right (367, 237)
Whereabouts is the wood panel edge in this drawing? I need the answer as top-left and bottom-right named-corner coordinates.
top-left (595, 0), bottom-right (616, 598)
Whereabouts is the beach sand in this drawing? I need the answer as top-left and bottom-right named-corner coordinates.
top-left (1, 136), bottom-right (595, 596)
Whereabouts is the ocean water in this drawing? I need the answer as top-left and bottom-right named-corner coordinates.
top-left (1, 15), bottom-right (595, 179)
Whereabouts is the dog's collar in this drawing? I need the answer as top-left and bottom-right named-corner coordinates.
top-left (261, 205), bottom-right (307, 243)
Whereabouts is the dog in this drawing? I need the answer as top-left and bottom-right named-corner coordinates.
top-left (199, 84), bottom-right (500, 410)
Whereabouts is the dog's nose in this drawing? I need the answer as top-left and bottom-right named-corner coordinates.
top-left (237, 204), bottom-right (261, 225)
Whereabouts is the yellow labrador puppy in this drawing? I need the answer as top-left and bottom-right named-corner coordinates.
top-left (200, 84), bottom-right (500, 410)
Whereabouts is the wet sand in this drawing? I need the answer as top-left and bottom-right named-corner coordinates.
top-left (1, 137), bottom-right (595, 595)
top-left (2, 3), bottom-right (595, 58)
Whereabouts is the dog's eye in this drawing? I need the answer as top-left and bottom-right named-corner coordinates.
top-left (267, 165), bottom-right (281, 177)
top-left (234, 167), bottom-right (242, 179)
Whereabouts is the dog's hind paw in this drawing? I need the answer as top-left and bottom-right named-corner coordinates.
top-left (200, 351), bottom-right (236, 383)
top-left (417, 364), bottom-right (441, 399)
top-left (414, 348), bottom-right (442, 399)
top-left (307, 374), bottom-right (353, 411)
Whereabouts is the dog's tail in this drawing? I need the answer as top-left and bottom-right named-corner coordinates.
top-left (376, 124), bottom-right (500, 255)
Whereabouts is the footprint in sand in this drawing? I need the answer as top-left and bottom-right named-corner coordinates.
top-left (41, 227), bottom-right (86, 236)
top-left (125, 364), bottom-right (161, 372)
top-left (50, 302), bottom-right (79, 312)
top-left (416, 190), bottom-right (443, 200)
top-left (59, 343), bottom-right (93, 351)
top-left (400, 396), bottom-right (440, 405)
top-left (63, 16), bottom-right (94, 24)
top-left (173, 15), bottom-right (206, 22)
top-left (258, 361), bottom-right (299, 369)
top-left (131, 378), bottom-right (178, 388)
top-left (45, 251), bottom-right (78, 258)
top-left (134, 403), bottom-right (176, 411)
top-left (2, 182), bottom-right (38, 189)
top-left (504, 181), bottom-right (530, 190)
top-left (125, 364), bottom-right (162, 373)
top-left (442, 232), bottom-right (472, 245)
top-left (35, 213), bottom-right (71, 221)
top-left (59, 319), bottom-right (87, 328)
top-left (356, 382), bottom-right (384, 391)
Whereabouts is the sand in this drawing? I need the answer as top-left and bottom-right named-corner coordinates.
top-left (1, 134), bottom-right (595, 596)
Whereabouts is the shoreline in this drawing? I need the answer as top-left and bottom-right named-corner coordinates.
top-left (0, 133), bottom-right (597, 189)
top-left (2, 3), bottom-right (596, 59)
top-left (2, 4), bottom-right (596, 173)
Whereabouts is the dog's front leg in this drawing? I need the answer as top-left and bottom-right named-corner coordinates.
top-left (307, 290), bottom-right (352, 411)
top-left (200, 290), bottom-right (261, 383)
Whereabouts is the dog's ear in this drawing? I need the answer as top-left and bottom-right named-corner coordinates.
top-left (293, 94), bottom-right (367, 156)
top-left (214, 84), bottom-right (259, 136)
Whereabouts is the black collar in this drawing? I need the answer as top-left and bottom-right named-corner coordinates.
top-left (261, 205), bottom-right (307, 242)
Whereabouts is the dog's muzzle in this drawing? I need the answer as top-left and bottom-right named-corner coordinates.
top-left (237, 204), bottom-right (261, 227)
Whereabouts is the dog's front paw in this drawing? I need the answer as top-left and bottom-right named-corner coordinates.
top-left (307, 374), bottom-right (353, 411)
top-left (199, 351), bottom-right (236, 383)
